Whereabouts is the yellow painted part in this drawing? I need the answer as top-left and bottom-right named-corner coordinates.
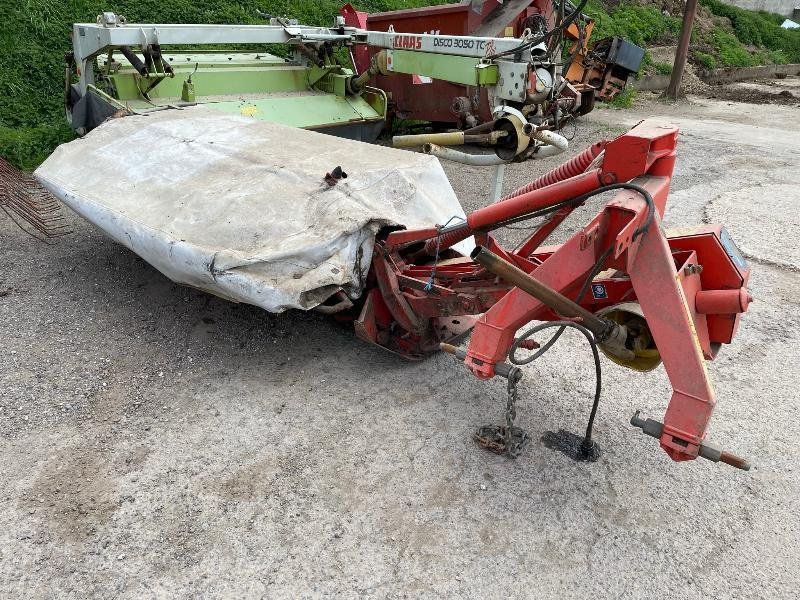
top-left (392, 131), bottom-right (465, 148)
top-left (597, 302), bottom-right (662, 372)
top-left (600, 347), bottom-right (661, 373)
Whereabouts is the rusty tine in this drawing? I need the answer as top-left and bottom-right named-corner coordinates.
top-left (0, 157), bottom-right (71, 241)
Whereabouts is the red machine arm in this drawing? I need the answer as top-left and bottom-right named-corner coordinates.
top-left (360, 120), bottom-right (751, 467)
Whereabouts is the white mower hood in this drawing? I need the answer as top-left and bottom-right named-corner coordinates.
top-left (36, 107), bottom-right (471, 312)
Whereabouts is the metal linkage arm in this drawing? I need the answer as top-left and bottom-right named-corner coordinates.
top-left (368, 119), bottom-right (751, 467)
top-left (72, 21), bottom-right (349, 62)
top-left (71, 14), bottom-right (535, 98)
top-left (72, 16), bottom-right (532, 65)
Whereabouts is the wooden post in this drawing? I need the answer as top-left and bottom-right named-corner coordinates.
top-left (663, 0), bottom-right (698, 100)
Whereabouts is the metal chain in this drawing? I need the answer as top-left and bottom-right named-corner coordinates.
top-left (475, 367), bottom-right (530, 458)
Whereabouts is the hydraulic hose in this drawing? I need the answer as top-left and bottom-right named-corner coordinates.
top-left (510, 320), bottom-right (603, 458)
top-left (529, 129), bottom-right (569, 159)
top-left (423, 141), bottom-right (608, 255)
top-left (422, 144), bottom-right (511, 166)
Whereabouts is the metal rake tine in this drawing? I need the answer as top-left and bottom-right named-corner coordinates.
top-left (0, 157), bottom-right (71, 241)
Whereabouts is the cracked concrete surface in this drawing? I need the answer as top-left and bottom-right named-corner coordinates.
top-left (1, 86), bottom-right (799, 598)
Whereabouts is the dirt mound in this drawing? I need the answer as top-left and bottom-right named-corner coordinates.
top-left (705, 82), bottom-right (800, 106)
top-left (681, 63), bottom-right (712, 95)
top-left (648, 45), bottom-right (676, 64)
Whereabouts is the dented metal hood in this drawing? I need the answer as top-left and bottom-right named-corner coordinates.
top-left (35, 107), bottom-right (471, 312)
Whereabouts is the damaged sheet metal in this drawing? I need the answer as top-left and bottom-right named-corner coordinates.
top-left (35, 107), bottom-right (471, 312)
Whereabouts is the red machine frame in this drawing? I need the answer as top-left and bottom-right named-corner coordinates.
top-left (353, 120), bottom-right (751, 465)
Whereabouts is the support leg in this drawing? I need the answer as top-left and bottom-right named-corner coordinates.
top-left (627, 215), bottom-right (715, 461)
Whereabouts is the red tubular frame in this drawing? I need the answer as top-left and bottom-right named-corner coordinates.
top-left (359, 120), bottom-right (751, 464)
top-left (501, 141), bottom-right (607, 200)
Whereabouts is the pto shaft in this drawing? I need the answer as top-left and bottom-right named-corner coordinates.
top-left (471, 246), bottom-right (608, 334)
top-left (469, 246), bottom-right (633, 360)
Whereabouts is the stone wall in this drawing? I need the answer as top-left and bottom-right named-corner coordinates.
top-left (719, 0), bottom-right (798, 17)
top-left (632, 63), bottom-right (800, 91)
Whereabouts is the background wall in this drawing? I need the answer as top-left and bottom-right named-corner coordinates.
top-left (720, 0), bottom-right (797, 17)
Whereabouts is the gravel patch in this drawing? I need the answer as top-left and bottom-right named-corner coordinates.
top-left (1, 90), bottom-right (799, 598)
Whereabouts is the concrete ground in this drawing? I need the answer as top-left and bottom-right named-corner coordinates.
top-left (2, 83), bottom-right (799, 598)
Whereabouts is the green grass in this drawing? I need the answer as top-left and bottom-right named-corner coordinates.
top-left (700, 0), bottom-right (800, 58)
top-left (707, 26), bottom-right (760, 67)
top-left (693, 50), bottom-right (717, 71)
top-left (584, 1), bottom-right (681, 47)
top-left (0, 0), bottom-right (453, 169)
top-left (608, 86), bottom-right (637, 108)
top-left (767, 49), bottom-right (790, 65)
top-left (653, 61), bottom-right (673, 75)
top-left (699, 0), bottom-right (800, 66)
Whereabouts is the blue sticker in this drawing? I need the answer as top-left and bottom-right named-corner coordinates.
top-left (591, 283), bottom-right (608, 299)
top-left (720, 227), bottom-right (748, 270)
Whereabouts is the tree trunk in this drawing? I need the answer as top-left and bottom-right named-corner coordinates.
top-left (663, 0), bottom-right (698, 100)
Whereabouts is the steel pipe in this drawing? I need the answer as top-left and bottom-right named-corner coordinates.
top-left (630, 411), bottom-right (751, 471)
top-left (463, 120), bottom-right (497, 135)
top-left (470, 246), bottom-right (609, 336)
top-left (423, 167), bottom-right (602, 254)
top-left (393, 131), bottom-right (506, 149)
top-left (471, 246), bottom-right (634, 360)
top-left (467, 168), bottom-right (601, 231)
top-left (394, 132), bottom-right (465, 148)
top-left (695, 288), bottom-right (752, 314)
top-left (439, 343), bottom-right (521, 381)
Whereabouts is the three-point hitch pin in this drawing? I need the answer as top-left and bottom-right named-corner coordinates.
top-left (630, 411), bottom-right (751, 471)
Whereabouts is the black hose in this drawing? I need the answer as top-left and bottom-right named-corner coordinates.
top-left (499, 183), bottom-right (656, 454)
top-left (510, 320), bottom-right (602, 452)
top-left (485, 0), bottom-right (590, 60)
top-left (492, 182), bottom-right (655, 235)
top-left (501, 182), bottom-right (655, 453)
top-left (507, 241), bottom-right (610, 445)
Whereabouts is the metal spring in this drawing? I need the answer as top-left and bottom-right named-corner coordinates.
top-left (423, 140), bottom-right (608, 255)
top-left (500, 140), bottom-right (607, 201)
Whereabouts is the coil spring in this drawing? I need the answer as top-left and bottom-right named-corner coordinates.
top-left (423, 140), bottom-right (609, 255)
top-left (500, 140), bottom-right (608, 201)
top-left (422, 222), bottom-right (472, 256)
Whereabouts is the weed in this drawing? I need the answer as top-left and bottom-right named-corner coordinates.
top-left (584, 1), bottom-right (681, 47)
top-left (707, 27), bottom-right (759, 67)
top-left (692, 51), bottom-right (717, 71)
top-left (609, 87), bottom-right (637, 108)
top-left (653, 61), bottom-right (673, 75)
top-left (700, 0), bottom-right (800, 62)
